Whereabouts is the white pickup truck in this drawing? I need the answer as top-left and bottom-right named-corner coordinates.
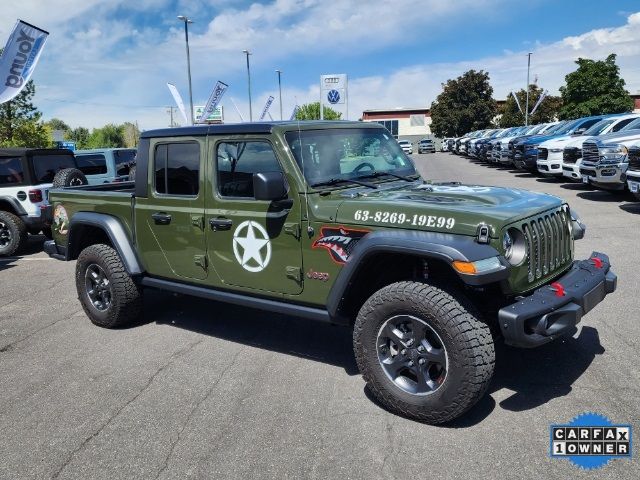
top-left (557, 114), bottom-right (640, 180)
top-left (625, 141), bottom-right (640, 199)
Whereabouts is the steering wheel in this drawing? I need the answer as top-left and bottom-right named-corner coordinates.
top-left (353, 162), bottom-right (375, 173)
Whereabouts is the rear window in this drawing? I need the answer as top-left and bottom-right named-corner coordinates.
top-left (114, 149), bottom-right (136, 176)
top-left (0, 156), bottom-right (24, 185)
top-left (31, 154), bottom-right (76, 184)
top-left (75, 154), bottom-right (108, 176)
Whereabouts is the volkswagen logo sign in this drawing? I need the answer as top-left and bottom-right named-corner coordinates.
top-left (327, 89), bottom-right (340, 104)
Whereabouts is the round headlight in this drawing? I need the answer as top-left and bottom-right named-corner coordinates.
top-left (502, 231), bottom-right (513, 258)
top-left (503, 228), bottom-right (527, 265)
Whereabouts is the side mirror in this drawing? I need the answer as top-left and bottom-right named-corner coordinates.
top-left (572, 128), bottom-right (586, 136)
top-left (253, 171), bottom-right (288, 201)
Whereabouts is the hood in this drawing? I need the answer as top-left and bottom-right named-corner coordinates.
top-left (519, 133), bottom-right (567, 145)
top-left (324, 181), bottom-right (563, 237)
top-left (539, 135), bottom-right (577, 149)
top-left (586, 129), bottom-right (640, 145)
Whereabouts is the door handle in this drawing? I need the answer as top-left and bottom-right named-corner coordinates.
top-left (151, 212), bottom-right (172, 225)
top-left (209, 217), bottom-right (233, 231)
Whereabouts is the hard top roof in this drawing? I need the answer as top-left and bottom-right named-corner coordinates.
top-left (0, 148), bottom-right (74, 157)
top-left (141, 120), bottom-right (382, 139)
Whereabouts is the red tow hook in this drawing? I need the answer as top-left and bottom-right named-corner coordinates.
top-left (550, 282), bottom-right (566, 297)
top-left (590, 257), bottom-right (604, 269)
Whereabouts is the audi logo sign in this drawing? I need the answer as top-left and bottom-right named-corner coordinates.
top-left (323, 77), bottom-right (340, 84)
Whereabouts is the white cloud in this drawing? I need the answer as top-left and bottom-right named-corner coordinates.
top-left (2, 1), bottom-right (639, 130)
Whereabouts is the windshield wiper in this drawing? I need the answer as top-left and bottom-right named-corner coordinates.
top-left (311, 177), bottom-right (378, 189)
top-left (356, 170), bottom-right (417, 182)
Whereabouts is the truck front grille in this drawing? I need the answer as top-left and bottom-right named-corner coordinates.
top-left (521, 209), bottom-right (572, 283)
top-left (628, 146), bottom-right (640, 171)
top-left (563, 147), bottom-right (581, 164)
top-left (582, 141), bottom-right (599, 166)
top-left (538, 148), bottom-right (548, 160)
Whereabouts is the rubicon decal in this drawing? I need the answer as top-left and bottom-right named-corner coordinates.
top-left (312, 226), bottom-right (369, 264)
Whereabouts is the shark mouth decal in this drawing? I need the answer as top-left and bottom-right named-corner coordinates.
top-left (312, 226), bottom-right (370, 264)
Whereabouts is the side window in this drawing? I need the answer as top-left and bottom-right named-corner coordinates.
top-left (114, 150), bottom-right (137, 176)
top-left (0, 157), bottom-right (24, 185)
top-left (154, 142), bottom-right (200, 196)
top-left (216, 141), bottom-right (282, 198)
top-left (578, 119), bottom-right (600, 131)
top-left (75, 154), bottom-right (108, 176)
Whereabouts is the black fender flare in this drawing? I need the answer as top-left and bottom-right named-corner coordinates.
top-left (0, 195), bottom-right (27, 216)
top-left (326, 229), bottom-right (509, 319)
top-left (68, 212), bottom-right (143, 275)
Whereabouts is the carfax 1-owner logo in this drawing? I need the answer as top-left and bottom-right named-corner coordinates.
top-left (550, 412), bottom-right (632, 470)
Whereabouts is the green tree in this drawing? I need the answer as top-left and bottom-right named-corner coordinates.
top-left (499, 85), bottom-right (562, 127)
top-left (295, 102), bottom-right (342, 120)
top-left (46, 118), bottom-right (71, 132)
top-left (66, 127), bottom-right (90, 149)
top-left (0, 79), bottom-right (52, 148)
top-left (430, 70), bottom-right (497, 137)
top-left (122, 121), bottom-right (140, 148)
top-left (86, 124), bottom-right (125, 148)
top-left (559, 54), bottom-right (633, 119)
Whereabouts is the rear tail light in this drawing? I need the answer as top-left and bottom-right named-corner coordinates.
top-left (28, 189), bottom-right (43, 203)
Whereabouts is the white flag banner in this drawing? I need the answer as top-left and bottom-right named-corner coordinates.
top-left (289, 105), bottom-right (299, 121)
top-left (0, 20), bottom-right (49, 104)
top-left (511, 91), bottom-right (524, 115)
top-left (259, 95), bottom-right (274, 121)
top-left (166, 83), bottom-right (189, 125)
top-left (529, 90), bottom-right (547, 116)
top-left (197, 80), bottom-right (228, 124)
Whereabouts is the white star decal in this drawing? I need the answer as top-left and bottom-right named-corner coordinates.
top-left (232, 220), bottom-right (272, 272)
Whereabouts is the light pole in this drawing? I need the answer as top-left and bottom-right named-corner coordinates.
top-left (525, 52), bottom-right (532, 126)
top-left (275, 69), bottom-right (283, 121)
top-left (177, 15), bottom-right (194, 125)
top-left (243, 49), bottom-right (253, 122)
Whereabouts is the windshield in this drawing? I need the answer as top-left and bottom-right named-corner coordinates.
top-left (583, 118), bottom-right (616, 136)
top-left (553, 119), bottom-right (582, 135)
top-left (285, 128), bottom-right (417, 187)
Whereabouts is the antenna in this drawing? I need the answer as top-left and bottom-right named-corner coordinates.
top-left (295, 96), bottom-right (313, 236)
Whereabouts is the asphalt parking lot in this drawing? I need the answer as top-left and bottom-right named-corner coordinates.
top-left (1, 152), bottom-right (638, 479)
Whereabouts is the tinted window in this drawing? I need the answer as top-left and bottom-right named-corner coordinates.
top-left (75, 154), bottom-right (108, 175)
top-left (0, 157), bottom-right (24, 185)
top-left (114, 149), bottom-right (136, 176)
top-left (612, 118), bottom-right (636, 132)
top-left (32, 154), bottom-right (76, 184)
top-left (154, 142), bottom-right (200, 196)
top-left (217, 141), bottom-right (282, 198)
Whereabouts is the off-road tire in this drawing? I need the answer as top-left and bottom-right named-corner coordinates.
top-left (76, 244), bottom-right (142, 328)
top-left (353, 281), bottom-right (495, 424)
top-left (0, 211), bottom-right (27, 256)
top-left (53, 168), bottom-right (88, 188)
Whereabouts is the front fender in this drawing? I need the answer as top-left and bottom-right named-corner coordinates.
top-left (326, 229), bottom-right (509, 318)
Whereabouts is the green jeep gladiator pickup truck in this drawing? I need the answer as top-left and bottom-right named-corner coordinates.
top-left (44, 121), bottom-right (617, 424)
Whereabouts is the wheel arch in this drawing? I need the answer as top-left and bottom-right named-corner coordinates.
top-left (0, 196), bottom-right (26, 216)
top-left (67, 212), bottom-right (143, 275)
top-left (326, 230), bottom-right (506, 323)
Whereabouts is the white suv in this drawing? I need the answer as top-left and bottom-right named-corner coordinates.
top-left (0, 148), bottom-right (77, 255)
top-left (397, 140), bottom-right (413, 155)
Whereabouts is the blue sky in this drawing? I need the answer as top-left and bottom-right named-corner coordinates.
top-left (2, 0), bottom-right (640, 129)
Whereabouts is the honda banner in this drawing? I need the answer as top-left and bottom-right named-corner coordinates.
top-left (166, 83), bottom-right (189, 125)
top-left (197, 80), bottom-right (228, 124)
top-left (0, 20), bottom-right (48, 104)
top-left (259, 96), bottom-right (274, 121)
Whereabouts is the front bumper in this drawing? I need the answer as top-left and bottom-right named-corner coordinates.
top-left (537, 151), bottom-right (563, 175)
top-left (626, 172), bottom-right (640, 195)
top-left (562, 161), bottom-right (581, 181)
top-left (498, 252), bottom-right (617, 348)
top-left (580, 162), bottom-right (627, 190)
